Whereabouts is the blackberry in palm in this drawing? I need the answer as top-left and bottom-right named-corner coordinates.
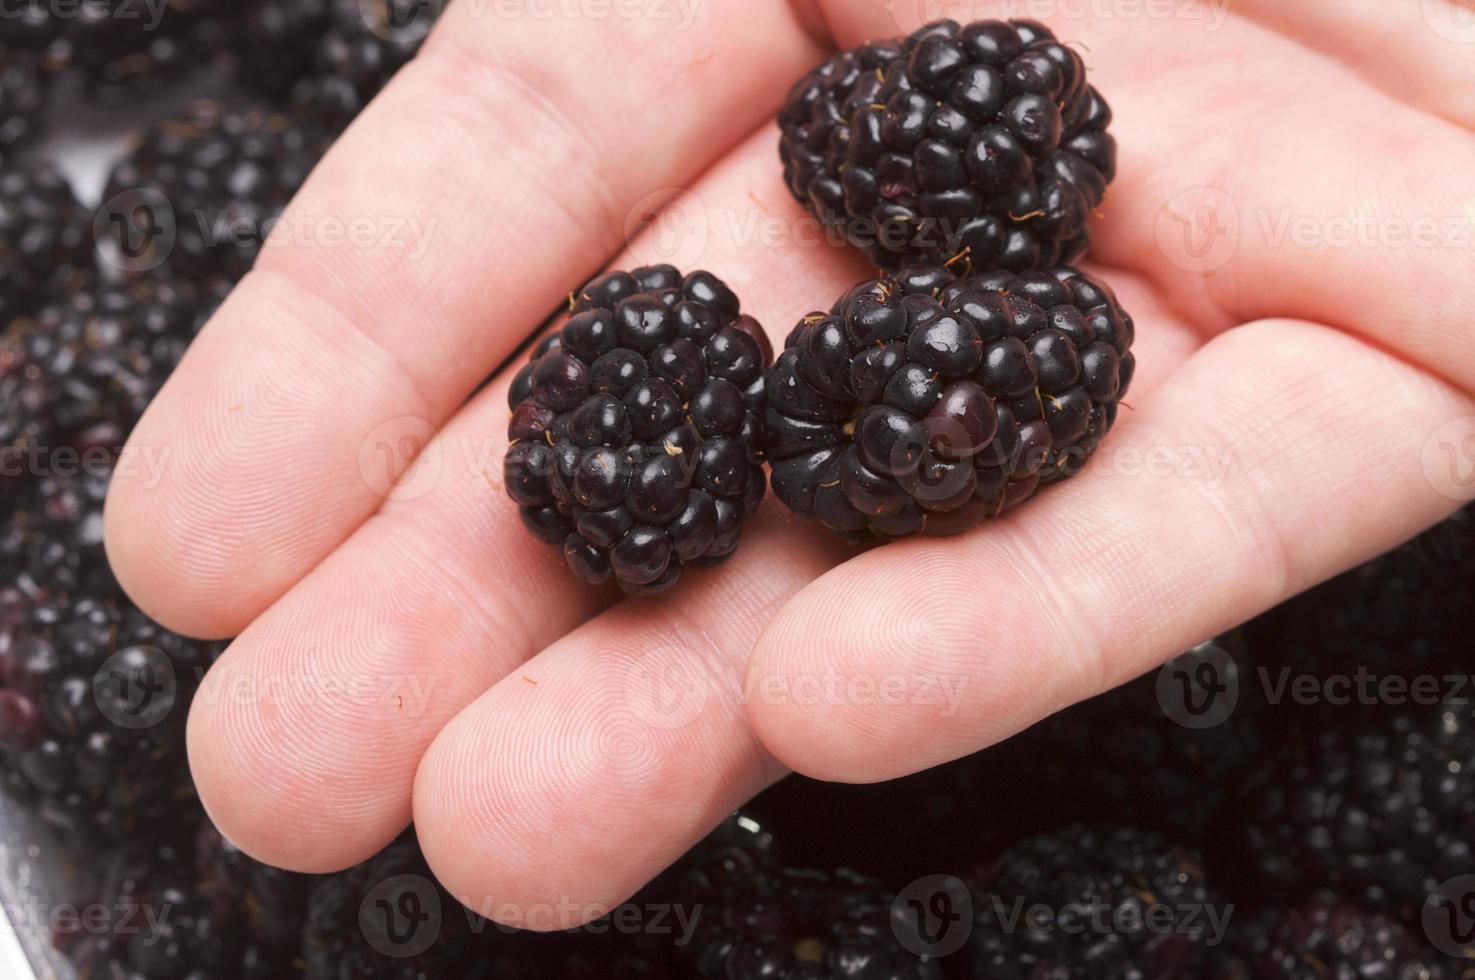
top-left (780, 19), bottom-right (1115, 272)
top-left (766, 264), bottom-right (1133, 539)
top-left (505, 266), bottom-right (771, 595)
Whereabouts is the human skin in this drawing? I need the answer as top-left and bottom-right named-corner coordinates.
top-left (103, 0), bottom-right (1475, 927)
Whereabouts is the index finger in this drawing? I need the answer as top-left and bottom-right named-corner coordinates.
top-left (104, 1), bottom-right (827, 638)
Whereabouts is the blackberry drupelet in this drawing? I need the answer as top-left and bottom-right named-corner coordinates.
top-left (682, 862), bottom-right (942, 979)
top-left (1221, 905), bottom-right (1453, 980)
top-left (766, 264), bottom-right (1133, 539)
top-left (0, 589), bottom-right (222, 840)
top-left (505, 266), bottom-right (771, 595)
top-left (0, 54), bottom-right (48, 165)
top-left (0, 164), bottom-right (91, 324)
top-left (103, 101), bottom-right (331, 280)
top-left (1230, 706), bottom-right (1475, 920)
top-left (291, 0), bottom-right (443, 133)
top-left (779, 19), bottom-right (1115, 272)
top-left (1019, 635), bottom-right (1268, 843)
top-left (968, 826), bottom-right (1220, 978)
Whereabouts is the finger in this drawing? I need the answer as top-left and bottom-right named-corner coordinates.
top-left (746, 319), bottom-right (1475, 783)
top-left (816, 1), bottom-right (1475, 395)
top-left (185, 124), bottom-right (870, 873)
top-left (105, 0), bottom-right (827, 639)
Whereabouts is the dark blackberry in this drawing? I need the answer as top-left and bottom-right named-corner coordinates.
top-left (0, 0), bottom-right (235, 93)
top-left (1017, 634), bottom-right (1268, 843)
top-left (102, 101), bottom-right (331, 280)
top-left (779, 19), bottom-right (1115, 272)
top-left (0, 588), bottom-right (223, 840)
top-left (65, 816), bottom-right (307, 979)
top-left (766, 264), bottom-right (1133, 539)
top-left (968, 826), bottom-right (1220, 978)
top-left (505, 266), bottom-right (771, 595)
top-left (290, 0), bottom-right (443, 133)
top-left (230, 0), bottom-right (333, 99)
top-left (0, 164), bottom-right (91, 324)
top-left (681, 854), bottom-right (943, 979)
top-left (0, 53), bottom-right (49, 164)
top-left (302, 831), bottom-right (487, 979)
top-left (1229, 706), bottom-right (1475, 920)
top-left (1221, 905), bottom-right (1453, 980)
top-left (1245, 503), bottom-right (1473, 699)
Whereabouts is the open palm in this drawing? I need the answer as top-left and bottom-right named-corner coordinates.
top-left (103, 0), bottom-right (1475, 924)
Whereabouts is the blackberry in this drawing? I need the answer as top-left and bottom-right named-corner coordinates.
top-left (504, 266), bottom-right (771, 595)
top-left (290, 0), bottom-right (443, 133)
top-left (0, 0), bottom-right (234, 93)
top-left (66, 816), bottom-right (308, 979)
top-left (1221, 905), bottom-right (1453, 980)
top-left (230, 0), bottom-right (333, 99)
top-left (103, 101), bottom-right (331, 280)
top-left (681, 859), bottom-right (943, 979)
top-left (779, 19), bottom-right (1115, 272)
top-left (1245, 504), bottom-right (1473, 698)
top-left (1018, 635), bottom-right (1268, 843)
top-left (968, 826), bottom-right (1220, 978)
top-left (302, 831), bottom-right (487, 979)
top-left (0, 164), bottom-right (92, 324)
top-left (766, 264), bottom-right (1133, 539)
top-left (0, 588), bottom-right (222, 840)
top-left (0, 53), bottom-right (49, 165)
top-left (1230, 706), bottom-right (1475, 920)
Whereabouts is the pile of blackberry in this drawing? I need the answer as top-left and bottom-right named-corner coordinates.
top-left (1220, 905), bottom-right (1457, 980)
top-left (504, 266), bottom-right (770, 594)
top-left (0, 54), bottom-right (48, 165)
top-left (766, 263), bottom-right (1134, 539)
top-left (967, 827), bottom-right (1219, 977)
top-left (102, 100), bottom-right (331, 280)
top-left (779, 19), bottom-right (1115, 271)
top-left (289, 0), bottom-right (444, 133)
top-left (0, 165), bottom-right (91, 323)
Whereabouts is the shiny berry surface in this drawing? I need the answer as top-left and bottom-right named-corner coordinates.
top-left (506, 267), bottom-right (770, 594)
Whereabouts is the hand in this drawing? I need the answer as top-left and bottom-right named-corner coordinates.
top-left (103, 0), bottom-right (1475, 925)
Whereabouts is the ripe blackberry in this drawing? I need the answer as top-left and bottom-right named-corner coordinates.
top-left (231, 0), bottom-right (332, 99)
top-left (1246, 504), bottom-right (1473, 698)
top-left (1230, 706), bottom-right (1475, 920)
top-left (303, 832), bottom-right (485, 979)
top-left (681, 860), bottom-right (943, 979)
top-left (0, 588), bottom-right (223, 840)
top-left (505, 266), bottom-right (771, 595)
top-left (779, 19), bottom-right (1115, 272)
top-left (103, 101), bottom-right (331, 280)
top-left (968, 826), bottom-right (1220, 978)
top-left (0, 164), bottom-right (92, 324)
top-left (291, 0), bottom-right (443, 133)
top-left (1220, 905), bottom-right (1453, 980)
top-left (0, 0), bottom-right (234, 93)
top-left (1019, 635), bottom-right (1268, 843)
top-left (0, 53), bottom-right (49, 165)
top-left (766, 264), bottom-right (1133, 539)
